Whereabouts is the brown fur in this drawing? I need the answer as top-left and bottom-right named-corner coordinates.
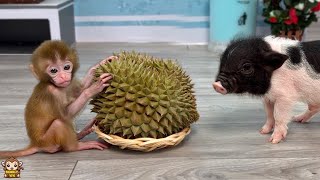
top-left (25, 80), bottom-right (79, 148)
top-left (0, 40), bottom-right (111, 158)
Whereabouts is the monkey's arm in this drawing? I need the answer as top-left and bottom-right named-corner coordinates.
top-left (82, 56), bottom-right (118, 90)
top-left (67, 73), bottom-right (112, 118)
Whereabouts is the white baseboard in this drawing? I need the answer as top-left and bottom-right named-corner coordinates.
top-left (76, 26), bottom-right (209, 44)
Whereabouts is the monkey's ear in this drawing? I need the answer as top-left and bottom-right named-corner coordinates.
top-left (1, 161), bottom-right (5, 167)
top-left (19, 161), bottom-right (23, 166)
top-left (29, 64), bottom-right (39, 80)
top-left (262, 51), bottom-right (288, 71)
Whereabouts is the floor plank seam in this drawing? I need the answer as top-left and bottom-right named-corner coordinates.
top-left (68, 160), bottom-right (78, 180)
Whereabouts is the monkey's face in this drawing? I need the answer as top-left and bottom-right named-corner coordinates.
top-left (5, 161), bottom-right (18, 170)
top-left (47, 60), bottom-right (73, 88)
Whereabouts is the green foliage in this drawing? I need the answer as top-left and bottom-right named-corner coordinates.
top-left (262, 0), bottom-right (319, 35)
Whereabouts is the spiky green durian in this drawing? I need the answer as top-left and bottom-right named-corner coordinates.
top-left (91, 51), bottom-right (199, 139)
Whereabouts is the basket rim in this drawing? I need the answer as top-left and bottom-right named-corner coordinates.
top-left (94, 125), bottom-right (191, 152)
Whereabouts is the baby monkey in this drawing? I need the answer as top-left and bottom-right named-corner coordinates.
top-left (0, 40), bottom-right (115, 157)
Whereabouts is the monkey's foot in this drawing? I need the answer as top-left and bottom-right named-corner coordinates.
top-left (292, 114), bottom-right (312, 123)
top-left (268, 126), bottom-right (287, 144)
top-left (259, 122), bottom-right (274, 134)
top-left (78, 141), bottom-right (108, 151)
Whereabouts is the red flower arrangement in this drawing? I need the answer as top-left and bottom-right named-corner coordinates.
top-left (284, 8), bottom-right (298, 25)
top-left (312, 2), bottom-right (320, 11)
top-left (263, 0), bottom-right (320, 36)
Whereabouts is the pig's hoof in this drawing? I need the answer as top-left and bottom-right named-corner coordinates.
top-left (260, 123), bottom-right (274, 134)
top-left (260, 126), bottom-right (273, 134)
top-left (269, 130), bottom-right (287, 144)
top-left (292, 115), bottom-right (311, 123)
top-left (268, 135), bottom-right (284, 144)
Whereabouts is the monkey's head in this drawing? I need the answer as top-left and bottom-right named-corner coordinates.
top-left (1, 157), bottom-right (22, 171)
top-left (30, 40), bottom-right (79, 88)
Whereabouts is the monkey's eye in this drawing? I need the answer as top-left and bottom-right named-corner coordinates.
top-left (14, 164), bottom-right (17, 167)
top-left (64, 65), bottom-right (70, 70)
top-left (7, 164), bottom-right (9, 167)
top-left (63, 62), bottom-right (73, 72)
top-left (50, 68), bottom-right (58, 74)
top-left (240, 63), bottom-right (254, 75)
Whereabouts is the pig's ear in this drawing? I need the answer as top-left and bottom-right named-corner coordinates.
top-left (262, 51), bottom-right (288, 71)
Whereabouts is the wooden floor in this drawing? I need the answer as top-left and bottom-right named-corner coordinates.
top-left (1, 43), bottom-right (320, 180)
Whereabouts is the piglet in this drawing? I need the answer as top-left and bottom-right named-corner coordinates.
top-left (213, 36), bottom-right (320, 143)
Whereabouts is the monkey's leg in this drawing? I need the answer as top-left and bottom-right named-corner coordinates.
top-left (293, 104), bottom-right (320, 123)
top-left (41, 119), bottom-right (107, 152)
top-left (40, 119), bottom-right (77, 153)
top-left (260, 98), bottom-right (275, 134)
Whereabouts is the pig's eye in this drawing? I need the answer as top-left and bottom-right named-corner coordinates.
top-left (240, 63), bottom-right (254, 75)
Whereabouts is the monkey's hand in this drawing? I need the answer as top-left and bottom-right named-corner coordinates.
top-left (77, 118), bottom-right (97, 140)
top-left (86, 73), bottom-right (112, 97)
top-left (82, 56), bottom-right (118, 90)
top-left (98, 55), bottom-right (118, 66)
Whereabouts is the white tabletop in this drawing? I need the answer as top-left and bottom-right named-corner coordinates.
top-left (0, 0), bottom-right (73, 9)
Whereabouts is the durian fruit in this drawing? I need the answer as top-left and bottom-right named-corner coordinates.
top-left (91, 51), bottom-right (199, 139)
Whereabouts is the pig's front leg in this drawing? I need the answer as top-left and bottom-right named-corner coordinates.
top-left (293, 104), bottom-right (320, 123)
top-left (260, 98), bottom-right (275, 134)
top-left (269, 99), bottom-right (294, 144)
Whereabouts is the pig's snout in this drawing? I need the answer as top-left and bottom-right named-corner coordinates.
top-left (213, 81), bottom-right (227, 95)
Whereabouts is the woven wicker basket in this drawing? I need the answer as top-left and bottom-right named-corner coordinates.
top-left (94, 125), bottom-right (191, 152)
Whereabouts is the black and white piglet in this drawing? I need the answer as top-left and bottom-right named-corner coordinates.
top-left (213, 36), bottom-right (320, 143)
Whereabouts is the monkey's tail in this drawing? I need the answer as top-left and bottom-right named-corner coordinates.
top-left (0, 146), bottom-right (39, 158)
